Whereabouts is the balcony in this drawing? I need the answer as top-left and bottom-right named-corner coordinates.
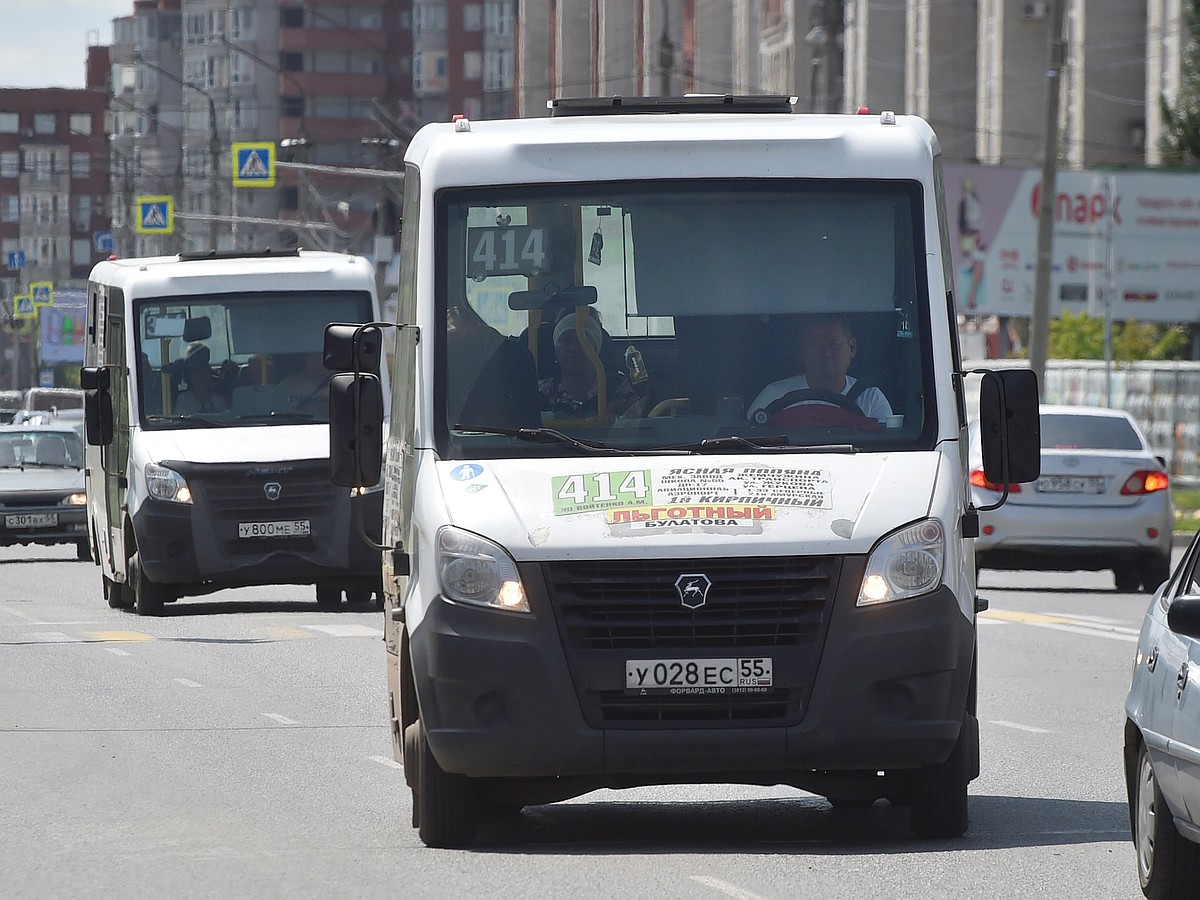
top-left (276, 71), bottom-right (387, 99)
top-left (279, 28), bottom-right (388, 53)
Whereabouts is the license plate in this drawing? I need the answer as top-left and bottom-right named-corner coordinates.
top-left (1036, 475), bottom-right (1104, 494)
top-left (237, 520), bottom-right (310, 538)
top-left (625, 657), bottom-right (773, 695)
top-left (5, 512), bottom-right (58, 529)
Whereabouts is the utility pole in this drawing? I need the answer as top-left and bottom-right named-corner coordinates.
top-left (1028, 0), bottom-right (1068, 396)
top-left (658, 1), bottom-right (674, 95)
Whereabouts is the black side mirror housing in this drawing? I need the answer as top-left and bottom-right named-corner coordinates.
top-left (1168, 596), bottom-right (1200, 640)
top-left (80, 366), bottom-right (114, 446)
top-left (328, 372), bottom-right (384, 487)
top-left (978, 369), bottom-right (1040, 486)
top-left (323, 323), bottom-right (383, 378)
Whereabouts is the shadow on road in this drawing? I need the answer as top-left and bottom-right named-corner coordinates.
top-left (471, 794), bottom-right (1130, 855)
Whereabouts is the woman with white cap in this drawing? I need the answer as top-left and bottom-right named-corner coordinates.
top-left (538, 309), bottom-right (638, 420)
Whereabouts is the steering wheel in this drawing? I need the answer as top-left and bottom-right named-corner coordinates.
top-left (648, 397), bottom-right (690, 417)
top-left (752, 388), bottom-right (880, 430)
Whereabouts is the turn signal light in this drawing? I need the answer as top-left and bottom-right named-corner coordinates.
top-left (1121, 470), bottom-right (1170, 495)
top-left (969, 468), bottom-right (1022, 493)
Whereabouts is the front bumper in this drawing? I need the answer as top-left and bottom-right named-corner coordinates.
top-left (0, 504), bottom-right (87, 547)
top-left (133, 458), bottom-right (382, 589)
top-left (409, 555), bottom-right (975, 789)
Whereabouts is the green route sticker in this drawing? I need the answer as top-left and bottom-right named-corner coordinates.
top-left (552, 469), bottom-right (652, 516)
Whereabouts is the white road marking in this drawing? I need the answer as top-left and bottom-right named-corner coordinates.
top-left (261, 713), bottom-right (298, 726)
top-left (1048, 612), bottom-right (1129, 627)
top-left (369, 755), bottom-right (403, 770)
top-left (106, 648), bottom-right (131, 657)
top-left (0, 606), bottom-right (33, 620)
top-left (174, 678), bottom-right (203, 688)
top-left (989, 720), bottom-right (1051, 734)
top-left (1038, 622), bottom-right (1138, 644)
top-left (689, 875), bottom-right (771, 900)
top-left (975, 617), bottom-right (1008, 626)
top-left (301, 623), bottom-right (383, 638)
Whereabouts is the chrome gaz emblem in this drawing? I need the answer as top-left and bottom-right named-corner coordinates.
top-left (263, 482), bottom-right (282, 501)
top-left (675, 573), bottom-right (712, 609)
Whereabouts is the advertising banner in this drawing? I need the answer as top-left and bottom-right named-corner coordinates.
top-left (944, 164), bottom-right (1200, 324)
top-left (38, 289), bottom-right (86, 365)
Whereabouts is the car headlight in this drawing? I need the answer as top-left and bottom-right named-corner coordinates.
top-left (349, 482), bottom-right (383, 497)
top-left (437, 526), bottom-right (529, 613)
top-left (857, 518), bottom-right (945, 606)
top-left (63, 492), bottom-right (87, 506)
top-left (145, 463), bottom-right (192, 504)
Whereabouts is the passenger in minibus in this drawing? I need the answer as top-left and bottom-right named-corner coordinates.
top-left (446, 302), bottom-right (540, 429)
top-left (174, 343), bottom-right (229, 415)
top-left (538, 310), bottom-right (640, 420)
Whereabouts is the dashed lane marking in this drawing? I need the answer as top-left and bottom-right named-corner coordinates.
top-left (300, 624), bottom-right (383, 638)
top-left (981, 608), bottom-right (1140, 643)
top-left (690, 876), bottom-right (771, 900)
top-left (369, 755), bottom-right (403, 770)
top-left (28, 631), bottom-right (74, 643)
top-left (174, 678), bottom-right (203, 688)
top-left (261, 713), bottom-right (298, 726)
top-left (988, 719), bottom-right (1052, 734)
top-left (106, 648), bottom-right (132, 657)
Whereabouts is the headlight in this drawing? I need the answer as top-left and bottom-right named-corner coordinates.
top-left (437, 526), bottom-right (529, 613)
top-left (145, 463), bottom-right (192, 504)
top-left (349, 482), bottom-right (382, 497)
top-left (64, 493), bottom-right (87, 506)
top-left (857, 518), bottom-right (945, 606)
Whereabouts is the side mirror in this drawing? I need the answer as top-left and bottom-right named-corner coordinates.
top-left (328, 372), bottom-right (384, 487)
top-left (978, 369), bottom-right (1040, 486)
top-left (80, 366), bottom-right (114, 446)
top-left (324, 323), bottom-right (383, 377)
top-left (1168, 596), bottom-right (1200, 641)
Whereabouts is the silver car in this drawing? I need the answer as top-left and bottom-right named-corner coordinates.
top-left (971, 405), bottom-right (1173, 592)
top-left (1125, 545), bottom-right (1200, 899)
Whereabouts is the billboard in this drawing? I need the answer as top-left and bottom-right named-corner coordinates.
top-left (38, 288), bottom-right (86, 365)
top-left (944, 164), bottom-right (1200, 324)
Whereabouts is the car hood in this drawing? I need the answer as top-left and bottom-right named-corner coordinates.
top-left (137, 424), bottom-right (328, 464)
top-left (0, 466), bottom-right (84, 492)
top-left (432, 451), bottom-right (940, 561)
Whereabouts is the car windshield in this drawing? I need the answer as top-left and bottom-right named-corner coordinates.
top-left (434, 179), bottom-right (935, 459)
top-left (0, 430), bottom-right (83, 468)
top-left (134, 289), bottom-right (373, 429)
top-left (1040, 413), bottom-right (1143, 451)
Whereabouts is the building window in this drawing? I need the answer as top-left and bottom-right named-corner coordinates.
top-left (71, 153), bottom-right (90, 178)
top-left (72, 239), bottom-right (91, 266)
top-left (136, 65), bottom-right (158, 93)
top-left (73, 195), bottom-right (91, 230)
top-left (463, 4), bottom-right (483, 31)
top-left (230, 6), bottom-right (255, 40)
top-left (185, 12), bottom-right (206, 45)
top-left (113, 63), bottom-right (137, 93)
top-left (33, 113), bottom-right (57, 135)
top-left (230, 53), bottom-right (253, 85)
top-left (68, 113), bottom-right (92, 136)
top-left (485, 0), bottom-right (513, 36)
top-left (0, 197), bottom-right (17, 222)
top-left (280, 6), bottom-right (304, 28)
top-left (414, 1), bottom-right (448, 34)
top-left (414, 51), bottom-right (449, 93)
top-left (463, 51), bottom-right (482, 81)
top-left (484, 49), bottom-right (513, 90)
top-left (281, 96), bottom-right (305, 118)
top-left (280, 186), bottom-right (298, 211)
top-left (0, 152), bottom-right (17, 178)
top-left (280, 52), bottom-right (304, 72)
top-left (0, 113), bottom-right (17, 134)
top-left (229, 98), bottom-right (256, 130)
top-left (25, 150), bottom-right (53, 180)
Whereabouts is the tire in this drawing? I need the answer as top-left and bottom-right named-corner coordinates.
top-left (1134, 743), bottom-right (1200, 899)
top-left (1115, 567), bottom-right (1142, 593)
top-left (76, 539), bottom-right (92, 562)
top-left (910, 721), bottom-right (970, 839)
top-left (406, 720), bottom-right (478, 848)
top-left (315, 582), bottom-right (342, 609)
top-left (345, 587), bottom-right (373, 605)
top-left (1141, 554), bottom-right (1172, 595)
top-left (130, 550), bottom-right (170, 616)
top-left (103, 575), bottom-right (132, 610)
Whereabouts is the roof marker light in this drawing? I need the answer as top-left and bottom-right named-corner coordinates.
top-left (880, 110), bottom-right (897, 125)
top-left (453, 115), bottom-right (471, 133)
top-left (857, 106), bottom-right (871, 115)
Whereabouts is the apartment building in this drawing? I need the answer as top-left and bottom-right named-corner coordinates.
top-left (0, 76), bottom-right (111, 304)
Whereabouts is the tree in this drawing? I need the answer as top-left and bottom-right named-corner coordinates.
top-left (1048, 311), bottom-right (1189, 361)
top-left (1161, 0), bottom-right (1200, 166)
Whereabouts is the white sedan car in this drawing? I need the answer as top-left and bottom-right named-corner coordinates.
top-left (970, 405), bottom-right (1173, 593)
top-left (1125, 545), bottom-right (1200, 898)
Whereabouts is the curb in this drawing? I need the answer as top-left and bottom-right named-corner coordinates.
top-left (1174, 531), bottom-right (1194, 547)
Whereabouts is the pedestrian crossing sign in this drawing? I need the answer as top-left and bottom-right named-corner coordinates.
top-left (135, 195), bottom-right (174, 235)
top-left (30, 281), bottom-right (52, 308)
top-left (232, 141), bottom-right (276, 188)
top-left (13, 294), bottom-right (34, 319)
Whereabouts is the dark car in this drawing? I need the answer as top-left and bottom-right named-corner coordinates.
top-left (0, 425), bottom-right (89, 559)
top-left (0, 389), bottom-right (22, 424)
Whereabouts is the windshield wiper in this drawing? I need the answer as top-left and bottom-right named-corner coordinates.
top-left (454, 423), bottom-right (688, 456)
top-left (235, 412), bottom-right (317, 423)
top-left (145, 414), bottom-right (228, 428)
top-left (662, 435), bottom-right (858, 454)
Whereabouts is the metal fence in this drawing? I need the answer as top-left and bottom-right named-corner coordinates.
top-left (965, 359), bottom-right (1200, 484)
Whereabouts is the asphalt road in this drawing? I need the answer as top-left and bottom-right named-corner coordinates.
top-left (0, 544), bottom-right (1168, 900)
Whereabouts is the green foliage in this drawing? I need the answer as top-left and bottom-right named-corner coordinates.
top-left (1048, 311), bottom-right (1189, 361)
top-left (1161, 0), bottom-right (1200, 165)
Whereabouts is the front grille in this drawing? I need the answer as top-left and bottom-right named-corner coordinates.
top-left (0, 492), bottom-right (69, 509)
top-left (544, 555), bottom-right (840, 727)
top-left (182, 462), bottom-right (339, 558)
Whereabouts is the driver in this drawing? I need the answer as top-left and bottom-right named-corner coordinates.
top-left (747, 314), bottom-right (892, 425)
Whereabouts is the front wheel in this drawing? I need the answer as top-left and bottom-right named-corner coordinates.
top-left (910, 721), bottom-right (970, 839)
top-left (103, 574), bottom-right (132, 610)
top-left (130, 550), bottom-right (171, 616)
top-left (406, 720), bottom-right (479, 848)
top-left (1134, 743), bottom-right (1200, 899)
top-left (315, 582), bottom-right (342, 609)
top-left (1141, 554), bottom-right (1172, 595)
top-left (1115, 567), bottom-right (1142, 593)
top-left (76, 539), bottom-right (92, 562)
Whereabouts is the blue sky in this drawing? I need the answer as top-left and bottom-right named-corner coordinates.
top-left (0, 0), bottom-right (131, 89)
